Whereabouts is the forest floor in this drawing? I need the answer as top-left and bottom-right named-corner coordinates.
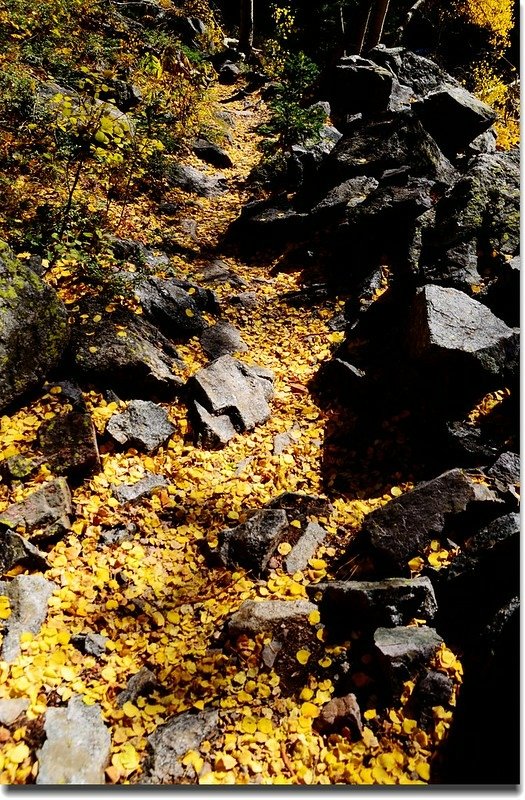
top-left (0, 83), bottom-right (462, 785)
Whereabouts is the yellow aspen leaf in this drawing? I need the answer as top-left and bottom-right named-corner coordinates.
top-left (277, 542), bottom-right (292, 555)
top-left (88, 346), bottom-right (98, 353)
top-left (308, 610), bottom-right (321, 625)
top-left (185, 308), bottom-right (194, 317)
top-left (215, 754), bottom-right (237, 771)
top-left (300, 702), bottom-right (319, 718)
top-left (116, 330), bottom-right (127, 338)
top-left (416, 761), bottom-right (430, 781)
top-left (296, 649), bottom-right (310, 665)
top-left (167, 610), bottom-right (180, 624)
top-left (241, 717), bottom-right (257, 734)
top-left (7, 744), bottom-right (29, 764)
top-left (402, 718), bottom-right (417, 734)
top-left (290, 520), bottom-right (301, 528)
top-left (364, 709), bottom-right (377, 720)
top-left (257, 718), bottom-right (273, 734)
top-left (122, 701), bottom-right (139, 718)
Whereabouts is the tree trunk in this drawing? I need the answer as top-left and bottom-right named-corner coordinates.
top-left (364, 0), bottom-right (391, 51)
top-left (239, 0), bottom-right (254, 56)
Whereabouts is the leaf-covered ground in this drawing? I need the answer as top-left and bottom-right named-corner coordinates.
top-left (0, 85), bottom-right (463, 785)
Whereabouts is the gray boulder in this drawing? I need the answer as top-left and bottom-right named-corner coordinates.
top-left (71, 633), bottom-right (108, 658)
top-left (486, 452), bottom-right (520, 489)
top-left (408, 285), bottom-right (517, 381)
top-left (200, 322), bottom-right (248, 360)
top-left (143, 709), bottom-right (219, 783)
top-left (373, 625), bottom-right (443, 695)
top-left (193, 138), bottom-right (233, 169)
top-left (170, 164), bottom-right (228, 198)
top-left (414, 83), bottom-right (497, 157)
top-left (315, 693), bottom-right (363, 738)
top-left (0, 698), bottom-right (29, 725)
top-left (329, 56), bottom-right (394, 116)
top-left (135, 278), bottom-right (206, 338)
top-left (112, 472), bottom-right (167, 505)
top-left (0, 530), bottom-right (48, 575)
top-left (0, 243), bottom-right (69, 412)
top-left (191, 401), bottom-right (237, 449)
top-left (361, 468), bottom-right (499, 571)
top-left (36, 697), bottom-right (111, 785)
top-left (0, 478), bottom-right (71, 541)
top-left (312, 576), bottom-right (438, 630)
top-left (283, 522), bottom-right (327, 574)
top-left (117, 667), bottom-right (158, 708)
top-left (369, 47), bottom-right (460, 100)
top-left (0, 575), bottom-right (54, 661)
top-left (106, 400), bottom-right (175, 453)
top-left (311, 176), bottom-right (379, 219)
top-left (218, 509), bottom-right (289, 576)
top-left (228, 599), bottom-right (318, 639)
top-left (38, 411), bottom-right (100, 478)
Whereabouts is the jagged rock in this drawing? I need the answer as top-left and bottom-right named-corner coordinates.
top-left (407, 285), bottom-right (517, 382)
top-left (70, 300), bottom-right (184, 399)
top-left (112, 473), bottom-right (167, 505)
top-left (468, 128), bottom-right (497, 155)
top-left (217, 509), bottom-right (289, 576)
top-left (0, 478), bottom-right (72, 541)
top-left (0, 698), bottom-right (29, 725)
top-left (38, 411), bottom-right (100, 478)
top-left (419, 240), bottom-right (481, 292)
top-left (311, 176), bottom-right (379, 219)
top-left (232, 203), bottom-right (308, 247)
top-left (369, 47), bottom-right (459, 100)
top-left (265, 492), bottom-right (332, 519)
top-left (143, 709), bottom-right (219, 783)
top-left (99, 523), bottom-right (137, 546)
top-left (106, 400), bottom-right (175, 453)
top-left (99, 79), bottom-right (142, 112)
top-left (316, 359), bottom-right (366, 402)
top-left (329, 56), bottom-right (394, 117)
top-left (0, 243), bottom-right (69, 412)
top-left (71, 633), bottom-right (108, 658)
top-left (315, 693), bottom-right (363, 738)
top-left (283, 522), bottom-right (327, 574)
top-left (193, 138), bottom-right (233, 169)
top-left (0, 530), bottom-right (48, 575)
top-left (200, 322), bottom-right (248, 360)
top-left (36, 696), bottom-right (111, 785)
top-left (191, 401), bottom-right (237, 449)
top-left (360, 469), bottom-right (500, 571)
top-left (228, 599), bottom-right (318, 639)
top-left (407, 669), bottom-right (454, 727)
top-left (483, 254), bottom-right (520, 327)
top-left (190, 356), bottom-right (273, 446)
top-left (0, 575), bottom-right (54, 662)
top-left (134, 278), bottom-right (206, 338)
top-left (311, 577), bottom-right (437, 631)
top-left (326, 112), bottom-right (457, 186)
top-left (218, 62), bottom-right (240, 84)
top-left (170, 164), bottom-right (228, 198)
top-left (414, 84), bottom-right (497, 156)
top-left (373, 626), bottom-right (443, 695)
top-left (197, 260), bottom-right (248, 288)
top-left (1, 455), bottom-right (41, 482)
top-left (117, 667), bottom-right (158, 708)
top-left (486, 451), bottom-right (520, 489)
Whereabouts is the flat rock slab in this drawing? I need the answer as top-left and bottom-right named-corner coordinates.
top-left (0, 575), bottom-right (54, 661)
top-left (36, 696), bottom-right (111, 785)
top-left (112, 472), bottom-right (167, 505)
top-left (200, 322), bottom-right (248, 360)
top-left (107, 400), bottom-right (175, 453)
top-left (283, 522), bottom-right (327, 574)
top-left (0, 478), bottom-right (72, 540)
top-left (0, 244), bottom-right (69, 413)
top-left (312, 576), bottom-right (438, 631)
top-left (0, 530), bottom-right (48, 575)
top-left (143, 709), bottom-right (219, 784)
top-left (38, 411), bottom-right (100, 478)
top-left (193, 138), bottom-right (233, 169)
top-left (361, 468), bottom-right (499, 571)
top-left (373, 625), bottom-right (443, 695)
top-left (408, 285), bottom-right (516, 380)
top-left (228, 599), bottom-right (318, 639)
top-left (190, 355), bottom-right (274, 447)
top-left (170, 164), bottom-right (228, 198)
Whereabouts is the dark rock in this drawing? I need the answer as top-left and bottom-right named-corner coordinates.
top-left (316, 359), bottom-right (366, 403)
top-left (190, 356), bottom-right (273, 443)
top-left (0, 478), bottom-right (72, 541)
top-left (197, 260), bottom-right (248, 288)
top-left (99, 80), bottom-right (142, 112)
top-left (441, 512), bottom-right (519, 587)
top-left (326, 112), bottom-right (457, 186)
top-left (71, 633), bottom-right (108, 658)
top-left (369, 48), bottom-right (458, 100)
top-left (70, 300), bottom-right (184, 399)
top-left (36, 696), bottom-right (111, 785)
top-left (445, 419), bottom-right (503, 462)
top-left (218, 62), bottom-right (240, 85)
top-left (230, 291), bottom-right (259, 309)
top-left (217, 509), bottom-right (289, 576)
top-left (361, 468), bottom-right (499, 571)
top-left (99, 523), bottom-right (137, 546)
top-left (112, 473), bottom-right (167, 505)
top-left (0, 575), bottom-right (55, 662)
top-left (232, 204), bottom-right (308, 247)
top-left (0, 530), bottom-right (48, 575)
top-left (407, 670), bottom-right (454, 727)
top-left (265, 492), bottom-right (332, 520)
top-left (407, 285), bottom-right (517, 382)
top-left (329, 56), bottom-right (394, 117)
top-left (227, 599), bottom-right (318, 639)
top-left (38, 411), bottom-right (100, 478)
top-left (135, 277), bottom-right (206, 338)
top-left (193, 138), bottom-right (233, 169)
top-left (468, 128), bottom-right (497, 155)
top-left (191, 401), bottom-right (237, 449)
top-left (2, 455), bottom-right (41, 482)
top-left (419, 240), bottom-right (482, 292)
top-left (0, 243), bottom-right (69, 412)
top-left (483, 254), bottom-right (520, 327)
top-left (106, 400), bottom-right (175, 453)
top-left (414, 84), bottom-right (497, 157)
top-left (200, 322), bottom-right (248, 360)
top-left (116, 667), bottom-right (158, 707)
top-left (312, 577), bottom-right (437, 632)
top-left (311, 176), bottom-right (379, 219)
top-left (48, 379), bottom-right (86, 410)
top-left (373, 625), bottom-right (443, 696)
top-left (486, 451), bottom-right (520, 489)
top-left (143, 709), bottom-right (219, 784)
top-left (315, 693), bottom-right (363, 738)
top-left (170, 164), bottom-right (228, 198)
